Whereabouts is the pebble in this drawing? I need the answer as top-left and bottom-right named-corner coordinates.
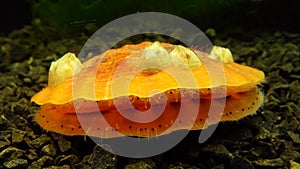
top-left (3, 158), bottom-right (28, 168)
top-left (51, 134), bottom-right (71, 152)
top-left (200, 144), bottom-right (233, 159)
top-left (0, 131), bottom-right (11, 149)
top-left (168, 162), bottom-right (199, 169)
top-left (254, 127), bottom-right (271, 140)
top-left (27, 149), bottom-right (38, 160)
top-left (287, 131), bottom-right (300, 144)
top-left (270, 125), bottom-right (287, 139)
top-left (28, 134), bottom-right (51, 149)
top-left (23, 77), bottom-right (32, 83)
top-left (28, 156), bottom-right (54, 169)
top-left (41, 144), bottom-right (57, 157)
top-left (288, 117), bottom-right (300, 131)
top-left (0, 140), bottom-right (11, 149)
top-left (125, 160), bottom-right (155, 169)
top-left (0, 146), bottom-right (25, 159)
top-left (11, 128), bottom-right (26, 143)
top-left (86, 145), bottom-right (117, 169)
top-left (28, 66), bottom-right (47, 81)
top-left (43, 165), bottom-right (71, 169)
top-left (252, 158), bottom-right (285, 167)
top-left (57, 154), bottom-right (79, 167)
top-left (238, 149), bottom-right (259, 161)
top-left (253, 141), bottom-right (277, 159)
top-left (290, 160), bottom-right (300, 169)
top-left (260, 110), bottom-right (275, 125)
top-left (280, 148), bottom-right (300, 161)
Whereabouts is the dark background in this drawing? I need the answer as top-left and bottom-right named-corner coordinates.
top-left (1, 0), bottom-right (300, 35)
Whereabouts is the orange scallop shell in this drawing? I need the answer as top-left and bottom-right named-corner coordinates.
top-left (31, 42), bottom-right (264, 138)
